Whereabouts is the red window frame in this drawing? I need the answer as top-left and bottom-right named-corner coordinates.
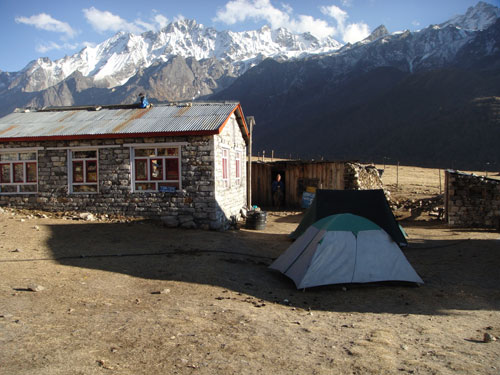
top-left (222, 149), bottom-right (228, 181)
top-left (165, 158), bottom-right (179, 180)
top-left (0, 163), bottom-right (11, 183)
top-left (13, 163), bottom-right (24, 183)
top-left (150, 159), bottom-right (164, 181)
top-left (86, 160), bottom-right (98, 183)
top-left (72, 161), bottom-right (84, 183)
top-left (134, 159), bottom-right (148, 181)
top-left (235, 152), bottom-right (241, 180)
top-left (26, 162), bottom-right (37, 183)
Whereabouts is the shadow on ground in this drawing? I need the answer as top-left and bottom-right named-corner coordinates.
top-left (41, 219), bottom-right (500, 315)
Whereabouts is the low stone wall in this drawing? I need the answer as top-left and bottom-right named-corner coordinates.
top-left (445, 170), bottom-right (500, 228)
top-left (344, 163), bottom-right (384, 191)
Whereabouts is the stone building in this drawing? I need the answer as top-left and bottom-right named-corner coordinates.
top-left (445, 170), bottom-right (500, 229)
top-left (0, 102), bottom-right (249, 230)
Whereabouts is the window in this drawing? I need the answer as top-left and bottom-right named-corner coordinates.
top-left (69, 150), bottom-right (98, 193)
top-left (235, 151), bottom-right (242, 186)
top-left (132, 147), bottom-right (180, 192)
top-left (0, 151), bottom-right (38, 194)
top-left (222, 148), bottom-right (229, 188)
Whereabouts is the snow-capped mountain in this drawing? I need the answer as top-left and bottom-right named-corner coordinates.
top-left (0, 1), bottom-right (498, 122)
top-left (5, 19), bottom-right (342, 93)
top-left (212, 1), bottom-right (500, 169)
top-left (439, 0), bottom-right (500, 30)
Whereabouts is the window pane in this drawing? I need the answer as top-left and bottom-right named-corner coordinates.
top-left (0, 153), bottom-right (17, 161)
top-left (19, 152), bottom-right (36, 161)
top-left (150, 159), bottom-right (163, 180)
top-left (20, 185), bottom-right (37, 193)
top-left (135, 148), bottom-right (155, 157)
top-left (135, 159), bottom-right (147, 180)
top-left (73, 161), bottom-right (84, 182)
top-left (165, 159), bottom-right (179, 180)
top-left (135, 183), bottom-right (156, 191)
top-left (222, 158), bottom-right (228, 179)
top-left (26, 163), bottom-right (37, 182)
top-left (1, 164), bottom-right (11, 183)
top-left (14, 163), bottom-right (24, 183)
top-left (73, 185), bottom-right (98, 193)
top-left (73, 150), bottom-right (97, 159)
top-left (158, 148), bottom-right (179, 156)
top-left (0, 185), bottom-right (16, 193)
top-left (86, 160), bottom-right (98, 182)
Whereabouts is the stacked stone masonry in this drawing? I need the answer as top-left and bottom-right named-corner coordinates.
top-left (446, 170), bottom-right (500, 228)
top-left (343, 163), bottom-right (384, 191)
top-left (0, 122), bottom-right (247, 230)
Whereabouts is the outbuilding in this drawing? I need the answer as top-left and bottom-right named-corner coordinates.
top-left (0, 102), bottom-right (249, 230)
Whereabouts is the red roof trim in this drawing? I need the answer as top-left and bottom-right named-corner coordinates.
top-left (0, 130), bottom-right (219, 143)
top-left (216, 103), bottom-right (250, 143)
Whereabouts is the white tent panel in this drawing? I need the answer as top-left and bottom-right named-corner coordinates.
top-left (299, 231), bottom-right (357, 288)
top-left (353, 231), bottom-right (423, 284)
top-left (285, 229), bottom-right (326, 287)
top-left (269, 226), bottom-right (319, 272)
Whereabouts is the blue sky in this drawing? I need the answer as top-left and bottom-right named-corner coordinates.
top-left (0, 0), bottom-right (498, 72)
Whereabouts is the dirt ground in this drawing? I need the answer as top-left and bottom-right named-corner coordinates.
top-left (1, 165), bottom-right (500, 375)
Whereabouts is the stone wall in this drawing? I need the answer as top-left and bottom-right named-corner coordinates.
top-left (343, 163), bottom-right (384, 191)
top-left (214, 115), bottom-right (247, 228)
top-left (0, 129), bottom-right (246, 229)
top-left (445, 170), bottom-right (500, 228)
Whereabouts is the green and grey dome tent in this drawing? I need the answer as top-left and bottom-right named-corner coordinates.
top-left (270, 213), bottom-right (423, 289)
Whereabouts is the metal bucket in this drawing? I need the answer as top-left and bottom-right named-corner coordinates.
top-left (246, 211), bottom-right (267, 230)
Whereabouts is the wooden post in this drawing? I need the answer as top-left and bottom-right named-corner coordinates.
top-left (246, 116), bottom-right (255, 209)
top-left (396, 161), bottom-right (399, 188)
top-left (271, 150), bottom-right (274, 162)
top-left (439, 169), bottom-right (442, 194)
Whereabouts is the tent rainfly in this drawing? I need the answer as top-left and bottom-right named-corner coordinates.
top-left (270, 214), bottom-right (423, 289)
top-left (290, 189), bottom-right (407, 247)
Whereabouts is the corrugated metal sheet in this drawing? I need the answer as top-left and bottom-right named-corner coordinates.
top-left (0, 102), bottom-right (240, 139)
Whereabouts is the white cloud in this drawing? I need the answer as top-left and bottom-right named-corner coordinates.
top-left (213, 0), bottom-right (334, 39)
top-left (36, 41), bottom-right (79, 54)
top-left (15, 13), bottom-right (77, 38)
top-left (412, 20), bottom-right (420, 27)
top-left (83, 7), bottom-right (143, 34)
top-left (154, 14), bottom-right (169, 29)
top-left (321, 4), bottom-right (370, 43)
top-left (340, 0), bottom-right (353, 7)
top-left (83, 7), bottom-right (169, 34)
top-left (343, 23), bottom-right (370, 43)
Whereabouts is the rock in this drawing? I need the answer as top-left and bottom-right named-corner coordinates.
top-left (27, 284), bottom-right (45, 292)
top-left (79, 212), bottom-right (96, 221)
top-left (10, 248), bottom-right (21, 253)
top-left (161, 216), bottom-right (179, 228)
top-left (33, 225), bottom-right (40, 231)
top-left (484, 333), bottom-right (496, 343)
top-left (151, 288), bottom-right (171, 295)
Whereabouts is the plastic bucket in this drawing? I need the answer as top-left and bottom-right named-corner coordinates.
top-left (246, 211), bottom-right (267, 230)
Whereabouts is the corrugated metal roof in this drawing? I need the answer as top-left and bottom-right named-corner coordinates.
top-left (0, 102), bottom-right (245, 140)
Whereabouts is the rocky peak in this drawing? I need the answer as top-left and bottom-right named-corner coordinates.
top-left (363, 25), bottom-right (389, 42)
top-left (439, 1), bottom-right (500, 30)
